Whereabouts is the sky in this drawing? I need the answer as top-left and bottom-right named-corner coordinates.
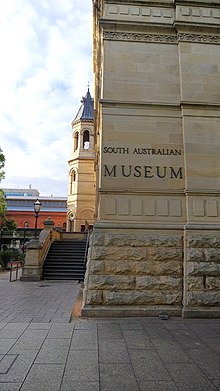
top-left (0, 0), bottom-right (93, 197)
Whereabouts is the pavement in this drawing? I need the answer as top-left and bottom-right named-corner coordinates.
top-left (0, 271), bottom-right (219, 391)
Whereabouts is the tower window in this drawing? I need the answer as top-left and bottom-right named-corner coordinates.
top-left (70, 170), bottom-right (76, 194)
top-left (72, 171), bottom-right (76, 182)
top-left (74, 131), bottom-right (79, 151)
top-left (83, 130), bottom-right (90, 149)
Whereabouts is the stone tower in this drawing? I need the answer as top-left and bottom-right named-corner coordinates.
top-left (67, 89), bottom-right (96, 232)
top-left (82, 0), bottom-right (220, 318)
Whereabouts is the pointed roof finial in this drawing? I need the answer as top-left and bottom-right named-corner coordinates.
top-left (87, 81), bottom-right (90, 91)
top-left (73, 87), bottom-right (94, 123)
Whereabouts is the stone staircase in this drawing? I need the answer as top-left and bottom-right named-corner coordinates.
top-left (42, 235), bottom-right (87, 280)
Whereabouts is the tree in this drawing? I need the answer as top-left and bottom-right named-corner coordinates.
top-left (0, 148), bottom-right (6, 221)
top-left (0, 147), bottom-right (5, 182)
top-left (0, 147), bottom-right (17, 232)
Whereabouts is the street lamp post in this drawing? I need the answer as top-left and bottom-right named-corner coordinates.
top-left (33, 199), bottom-right (42, 238)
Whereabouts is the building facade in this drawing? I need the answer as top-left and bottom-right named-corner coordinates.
top-left (82, 0), bottom-right (220, 317)
top-left (67, 89), bottom-right (96, 232)
top-left (4, 188), bottom-right (67, 230)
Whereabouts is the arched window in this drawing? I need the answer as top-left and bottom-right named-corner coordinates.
top-left (83, 130), bottom-right (90, 149)
top-left (24, 221), bottom-right (29, 228)
top-left (62, 222), bottom-right (67, 231)
top-left (70, 170), bottom-right (76, 194)
top-left (74, 131), bottom-right (79, 151)
top-left (72, 171), bottom-right (76, 182)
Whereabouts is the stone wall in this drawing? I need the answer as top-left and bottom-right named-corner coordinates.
top-left (183, 231), bottom-right (220, 317)
top-left (82, 230), bottom-right (220, 317)
top-left (82, 231), bottom-right (184, 316)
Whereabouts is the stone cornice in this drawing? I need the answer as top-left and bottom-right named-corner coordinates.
top-left (178, 32), bottom-right (220, 43)
top-left (103, 30), bottom-right (177, 42)
top-left (103, 30), bottom-right (220, 44)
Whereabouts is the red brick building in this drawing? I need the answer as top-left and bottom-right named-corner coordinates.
top-left (4, 188), bottom-right (67, 230)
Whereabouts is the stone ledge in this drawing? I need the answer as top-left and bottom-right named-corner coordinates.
top-left (81, 305), bottom-right (182, 318)
top-left (183, 307), bottom-right (220, 318)
top-left (20, 275), bottom-right (41, 281)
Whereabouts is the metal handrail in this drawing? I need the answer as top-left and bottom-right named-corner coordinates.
top-left (83, 230), bottom-right (91, 269)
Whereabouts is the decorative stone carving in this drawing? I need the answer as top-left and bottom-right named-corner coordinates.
top-left (178, 33), bottom-right (220, 44)
top-left (103, 31), bottom-right (177, 43)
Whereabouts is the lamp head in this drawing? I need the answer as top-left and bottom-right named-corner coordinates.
top-left (34, 199), bottom-right (42, 214)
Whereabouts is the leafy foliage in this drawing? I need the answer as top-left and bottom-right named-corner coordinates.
top-left (0, 218), bottom-right (17, 232)
top-left (0, 189), bottom-right (6, 219)
top-left (0, 248), bottom-right (24, 269)
top-left (0, 147), bottom-right (5, 182)
top-left (0, 147), bottom-right (17, 232)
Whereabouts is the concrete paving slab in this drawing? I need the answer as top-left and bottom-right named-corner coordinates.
top-left (19, 363), bottom-right (64, 391)
top-left (35, 339), bottom-right (70, 364)
top-left (0, 350), bottom-right (38, 383)
top-left (187, 348), bottom-right (220, 380)
top-left (47, 324), bottom-right (74, 339)
top-left (165, 362), bottom-right (218, 390)
top-left (27, 323), bottom-right (53, 330)
top-left (0, 383), bottom-right (22, 391)
top-left (130, 349), bottom-right (172, 382)
top-left (99, 339), bottom-right (130, 363)
top-left (9, 329), bottom-right (48, 353)
top-left (0, 324), bottom-right (28, 339)
top-left (63, 349), bottom-right (99, 383)
top-left (98, 323), bottom-right (122, 340)
top-left (0, 339), bottom-right (17, 355)
top-left (122, 330), bottom-right (154, 350)
top-left (0, 355), bottom-right (18, 374)
top-left (138, 380), bottom-right (179, 390)
top-left (100, 363), bottom-right (139, 391)
top-left (70, 329), bottom-right (98, 350)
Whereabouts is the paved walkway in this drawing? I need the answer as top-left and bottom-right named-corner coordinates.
top-left (0, 272), bottom-right (219, 391)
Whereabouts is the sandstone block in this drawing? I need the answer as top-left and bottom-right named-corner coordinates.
top-left (136, 276), bottom-right (182, 290)
top-left (105, 234), bottom-right (182, 247)
top-left (92, 233), bottom-right (105, 246)
top-left (89, 260), bottom-right (104, 274)
top-left (187, 262), bottom-right (220, 276)
top-left (187, 277), bottom-right (204, 291)
top-left (186, 248), bottom-right (205, 262)
top-left (135, 260), bottom-right (182, 276)
top-left (187, 236), bottom-right (220, 248)
top-left (204, 249), bottom-right (220, 263)
top-left (206, 277), bottom-right (220, 290)
top-left (92, 246), bottom-right (146, 261)
top-left (103, 290), bottom-right (182, 305)
top-left (105, 260), bottom-right (134, 275)
top-left (148, 248), bottom-right (183, 262)
top-left (186, 292), bottom-right (220, 307)
top-left (88, 275), bottom-right (135, 290)
top-left (85, 290), bottom-right (103, 305)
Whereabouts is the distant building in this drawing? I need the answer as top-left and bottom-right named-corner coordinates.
top-left (67, 88), bottom-right (96, 232)
top-left (4, 188), bottom-right (67, 230)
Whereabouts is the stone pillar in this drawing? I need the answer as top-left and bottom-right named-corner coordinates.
top-left (20, 239), bottom-right (43, 281)
top-left (43, 216), bottom-right (55, 230)
top-left (20, 217), bottom-right (55, 281)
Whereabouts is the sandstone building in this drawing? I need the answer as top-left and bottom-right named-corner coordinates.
top-left (82, 0), bottom-right (220, 317)
top-left (67, 89), bottom-right (96, 232)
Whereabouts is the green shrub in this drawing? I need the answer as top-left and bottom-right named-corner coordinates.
top-left (0, 248), bottom-right (24, 269)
